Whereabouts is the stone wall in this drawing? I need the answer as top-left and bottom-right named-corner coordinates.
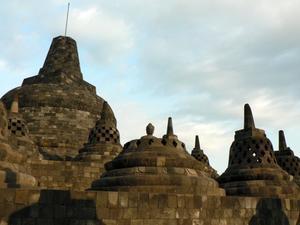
top-left (1, 83), bottom-right (104, 158)
top-left (0, 189), bottom-right (299, 225)
top-left (25, 159), bottom-right (117, 191)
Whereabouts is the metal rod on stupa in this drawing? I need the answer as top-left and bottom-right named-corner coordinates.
top-left (279, 130), bottom-right (287, 151)
top-left (244, 104), bottom-right (255, 129)
top-left (64, 2), bottom-right (70, 36)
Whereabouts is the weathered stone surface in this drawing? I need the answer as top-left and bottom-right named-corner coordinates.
top-left (1, 36), bottom-right (115, 159)
top-left (0, 101), bottom-right (37, 188)
top-left (75, 102), bottom-right (122, 162)
top-left (0, 189), bottom-right (299, 225)
top-left (91, 119), bottom-right (225, 196)
top-left (218, 104), bottom-right (300, 198)
top-left (191, 135), bottom-right (218, 179)
top-left (275, 130), bottom-right (300, 186)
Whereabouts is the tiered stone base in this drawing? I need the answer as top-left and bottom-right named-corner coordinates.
top-left (0, 189), bottom-right (299, 225)
top-left (75, 144), bottom-right (121, 162)
top-left (92, 167), bottom-right (225, 196)
top-left (218, 167), bottom-right (300, 198)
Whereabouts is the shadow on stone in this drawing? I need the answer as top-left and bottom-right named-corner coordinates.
top-left (3, 168), bottom-right (19, 188)
top-left (249, 199), bottom-right (289, 225)
top-left (8, 190), bottom-right (104, 225)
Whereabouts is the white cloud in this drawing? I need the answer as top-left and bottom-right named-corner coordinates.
top-left (67, 6), bottom-right (134, 64)
top-left (0, 59), bottom-right (7, 71)
top-left (1, 0), bottom-right (300, 173)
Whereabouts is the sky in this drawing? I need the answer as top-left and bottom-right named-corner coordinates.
top-left (0, 0), bottom-right (300, 173)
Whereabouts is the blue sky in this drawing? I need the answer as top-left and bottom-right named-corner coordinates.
top-left (0, 0), bottom-right (300, 173)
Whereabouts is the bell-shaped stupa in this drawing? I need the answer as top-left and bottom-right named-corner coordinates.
top-left (1, 36), bottom-right (116, 159)
top-left (191, 135), bottom-right (218, 178)
top-left (0, 101), bottom-right (37, 188)
top-left (91, 118), bottom-right (225, 196)
top-left (275, 130), bottom-right (300, 186)
top-left (75, 102), bottom-right (122, 161)
top-left (218, 104), bottom-right (300, 197)
top-left (7, 94), bottom-right (39, 159)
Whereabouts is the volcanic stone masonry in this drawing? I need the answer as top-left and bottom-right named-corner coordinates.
top-left (0, 35), bottom-right (300, 225)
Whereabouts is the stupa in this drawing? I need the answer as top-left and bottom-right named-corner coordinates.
top-left (191, 135), bottom-right (218, 178)
top-left (91, 118), bottom-right (225, 195)
top-left (218, 104), bottom-right (300, 197)
top-left (1, 36), bottom-right (116, 159)
top-left (75, 101), bottom-right (122, 161)
top-left (275, 130), bottom-right (300, 185)
top-left (0, 101), bottom-right (37, 188)
top-left (7, 94), bottom-right (39, 159)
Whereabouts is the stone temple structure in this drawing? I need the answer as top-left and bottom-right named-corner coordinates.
top-left (1, 36), bottom-right (108, 159)
top-left (0, 35), bottom-right (300, 225)
top-left (191, 135), bottom-right (218, 179)
top-left (218, 104), bottom-right (300, 198)
top-left (275, 130), bottom-right (300, 185)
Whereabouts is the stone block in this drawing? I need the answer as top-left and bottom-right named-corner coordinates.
top-left (108, 192), bottom-right (118, 208)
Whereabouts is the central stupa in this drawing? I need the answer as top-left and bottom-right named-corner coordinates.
top-left (1, 36), bottom-right (115, 159)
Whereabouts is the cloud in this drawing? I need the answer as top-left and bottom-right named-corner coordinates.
top-left (1, 0), bottom-right (300, 173)
top-left (67, 6), bottom-right (134, 64)
top-left (0, 59), bottom-right (7, 71)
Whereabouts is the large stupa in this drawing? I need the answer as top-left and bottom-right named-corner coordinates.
top-left (1, 36), bottom-right (116, 159)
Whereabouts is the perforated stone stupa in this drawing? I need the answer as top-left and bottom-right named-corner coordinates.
top-left (191, 135), bottom-right (218, 178)
top-left (91, 118), bottom-right (225, 195)
top-left (75, 101), bottom-right (122, 161)
top-left (0, 101), bottom-right (37, 188)
top-left (218, 104), bottom-right (300, 197)
top-left (275, 130), bottom-right (300, 186)
top-left (1, 34), bottom-right (300, 225)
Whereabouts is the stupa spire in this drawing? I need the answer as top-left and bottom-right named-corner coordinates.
top-left (244, 104), bottom-right (255, 129)
top-left (279, 130), bottom-right (287, 151)
top-left (38, 35), bottom-right (83, 80)
top-left (167, 117), bottom-right (174, 136)
top-left (194, 135), bottom-right (201, 150)
top-left (99, 101), bottom-right (117, 126)
top-left (10, 94), bottom-right (19, 113)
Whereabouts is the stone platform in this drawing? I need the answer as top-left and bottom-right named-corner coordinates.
top-left (0, 188), bottom-right (299, 225)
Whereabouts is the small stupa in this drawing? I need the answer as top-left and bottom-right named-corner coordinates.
top-left (91, 118), bottom-right (225, 195)
top-left (0, 101), bottom-right (37, 188)
top-left (218, 104), bottom-right (300, 197)
top-left (191, 135), bottom-right (218, 178)
top-left (7, 94), bottom-right (39, 159)
top-left (275, 130), bottom-right (300, 186)
top-left (75, 102), bottom-right (122, 161)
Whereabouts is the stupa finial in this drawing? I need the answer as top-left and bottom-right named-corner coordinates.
top-left (166, 117), bottom-right (174, 136)
top-left (194, 135), bottom-right (201, 150)
top-left (10, 94), bottom-right (19, 113)
top-left (146, 123), bottom-right (154, 136)
top-left (279, 130), bottom-right (287, 151)
top-left (244, 104), bottom-right (255, 129)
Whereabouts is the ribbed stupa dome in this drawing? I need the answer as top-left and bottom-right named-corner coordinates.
top-left (91, 118), bottom-right (225, 196)
top-left (275, 130), bottom-right (300, 186)
top-left (218, 104), bottom-right (300, 198)
top-left (1, 36), bottom-right (115, 159)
